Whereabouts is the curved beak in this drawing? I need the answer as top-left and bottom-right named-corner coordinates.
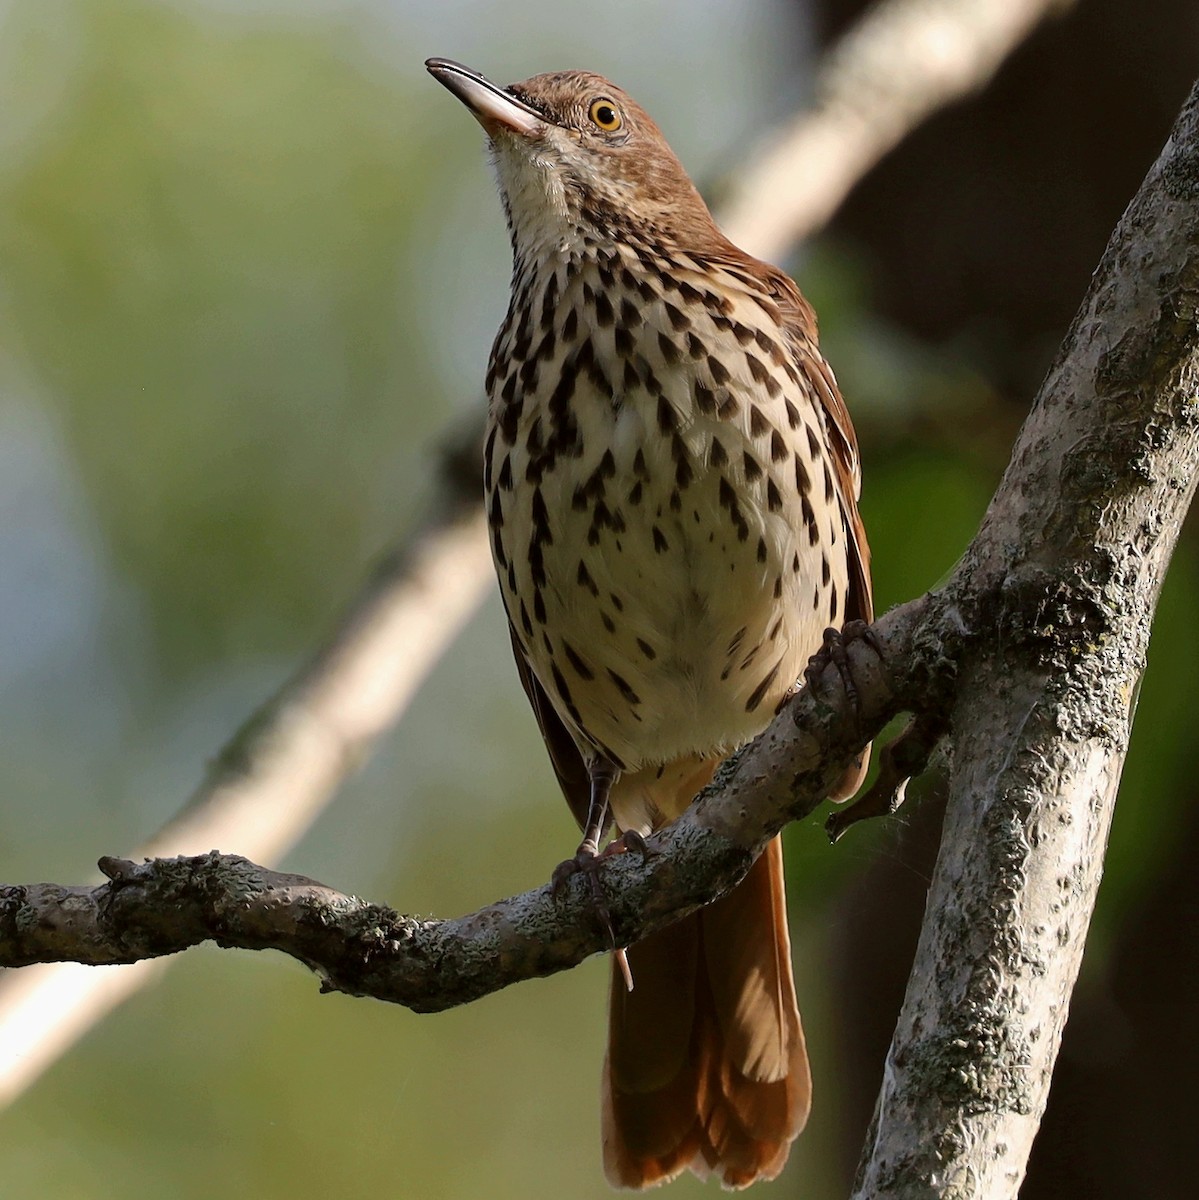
top-left (425, 58), bottom-right (545, 138)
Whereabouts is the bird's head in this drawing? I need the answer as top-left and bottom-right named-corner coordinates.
top-left (426, 58), bottom-right (714, 259)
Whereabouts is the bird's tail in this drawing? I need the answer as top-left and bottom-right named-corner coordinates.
top-left (601, 836), bottom-right (810, 1189)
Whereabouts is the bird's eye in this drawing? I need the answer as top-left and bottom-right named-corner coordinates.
top-left (588, 98), bottom-right (623, 132)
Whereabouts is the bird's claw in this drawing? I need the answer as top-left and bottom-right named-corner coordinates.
top-left (803, 620), bottom-right (881, 714)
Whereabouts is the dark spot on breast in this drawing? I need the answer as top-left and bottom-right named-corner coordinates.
top-left (746, 353), bottom-right (769, 385)
top-left (615, 326), bottom-right (634, 357)
top-left (695, 382), bottom-right (716, 415)
top-left (821, 553), bottom-right (831, 586)
top-left (519, 599), bottom-right (533, 637)
top-left (528, 540), bottom-right (546, 587)
top-left (539, 273), bottom-right (559, 327)
top-left (823, 460), bottom-right (836, 503)
top-left (489, 490), bottom-right (504, 529)
top-left (550, 662), bottom-right (581, 725)
top-left (564, 642), bottom-right (594, 680)
top-left (794, 453), bottom-right (812, 494)
top-left (610, 592), bottom-right (624, 611)
top-left (766, 479), bottom-right (782, 512)
top-left (784, 398), bottom-right (801, 429)
top-left (756, 536), bottom-right (768, 563)
top-left (732, 322), bottom-right (755, 346)
top-left (719, 477), bottom-right (750, 542)
top-left (687, 332), bottom-right (706, 358)
top-left (619, 298), bottom-right (641, 328)
top-left (806, 425), bottom-right (822, 460)
top-left (601, 611), bottom-right (615, 633)
top-left (743, 451), bottom-right (762, 481)
top-left (802, 496), bottom-right (819, 545)
top-left (770, 431), bottom-right (788, 463)
top-left (716, 392), bottom-right (739, 420)
top-left (642, 363), bottom-right (663, 397)
top-left (708, 356), bottom-right (730, 386)
top-left (749, 405), bottom-right (769, 437)
top-left (745, 658), bottom-right (783, 713)
top-left (664, 301), bottom-right (690, 331)
top-left (633, 449), bottom-right (649, 479)
top-left (607, 669), bottom-right (641, 705)
top-left (483, 425), bottom-right (498, 484)
top-left (658, 331), bottom-right (680, 365)
top-left (622, 359), bottom-right (639, 391)
top-left (673, 437), bottom-right (692, 486)
top-left (657, 395), bottom-right (677, 433)
top-left (772, 575), bottom-right (783, 599)
top-left (628, 480), bottom-right (643, 505)
top-left (652, 525), bottom-right (669, 553)
top-left (755, 328), bottom-right (785, 364)
top-left (562, 306), bottom-right (578, 342)
top-left (533, 588), bottom-right (547, 624)
top-left (637, 638), bottom-right (656, 660)
top-left (577, 559), bottom-right (598, 595)
top-left (577, 339), bottom-right (612, 399)
top-left (710, 437), bottom-right (728, 468)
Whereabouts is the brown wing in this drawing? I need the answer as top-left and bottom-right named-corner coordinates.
top-left (760, 263), bottom-right (873, 626)
top-left (695, 243), bottom-right (872, 625)
top-left (507, 620), bottom-right (592, 831)
top-left (715, 254), bottom-right (875, 801)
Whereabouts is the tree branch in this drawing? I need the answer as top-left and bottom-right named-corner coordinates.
top-left (850, 79), bottom-right (1199, 1199)
top-left (0, 596), bottom-right (940, 1009)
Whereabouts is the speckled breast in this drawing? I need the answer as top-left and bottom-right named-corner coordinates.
top-left (484, 245), bottom-right (848, 772)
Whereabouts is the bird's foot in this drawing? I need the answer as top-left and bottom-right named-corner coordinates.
top-left (551, 833), bottom-right (655, 991)
top-left (551, 838), bottom-right (620, 945)
top-left (803, 620), bottom-right (881, 711)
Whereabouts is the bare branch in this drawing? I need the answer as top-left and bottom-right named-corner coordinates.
top-left (0, 0), bottom-right (1059, 1106)
top-left (851, 80), bottom-right (1199, 1199)
top-left (721, 0), bottom-right (1075, 258)
top-left (0, 598), bottom-right (928, 1008)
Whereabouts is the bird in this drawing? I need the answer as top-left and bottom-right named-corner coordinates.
top-left (426, 57), bottom-right (872, 1190)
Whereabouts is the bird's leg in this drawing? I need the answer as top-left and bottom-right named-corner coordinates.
top-left (552, 758), bottom-right (639, 987)
top-left (551, 756), bottom-right (619, 899)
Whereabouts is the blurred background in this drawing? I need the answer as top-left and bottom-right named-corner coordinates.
top-left (1, 0), bottom-right (1196, 1196)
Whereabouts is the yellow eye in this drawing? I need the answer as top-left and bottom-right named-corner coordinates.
top-left (588, 98), bottom-right (623, 132)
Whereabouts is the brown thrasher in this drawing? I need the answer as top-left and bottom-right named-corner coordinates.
top-left (427, 59), bottom-right (871, 1190)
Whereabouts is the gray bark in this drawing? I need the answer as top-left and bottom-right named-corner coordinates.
top-left (850, 80), bottom-right (1199, 1198)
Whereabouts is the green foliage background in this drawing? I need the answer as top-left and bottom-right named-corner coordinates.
top-left (1, 2), bottom-right (1193, 1197)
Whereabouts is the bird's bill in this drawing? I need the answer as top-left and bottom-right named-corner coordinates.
top-left (425, 58), bottom-right (544, 138)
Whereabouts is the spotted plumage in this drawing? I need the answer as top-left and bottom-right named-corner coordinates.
top-left (428, 57), bottom-right (871, 1192)
top-left (485, 243), bottom-right (857, 803)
